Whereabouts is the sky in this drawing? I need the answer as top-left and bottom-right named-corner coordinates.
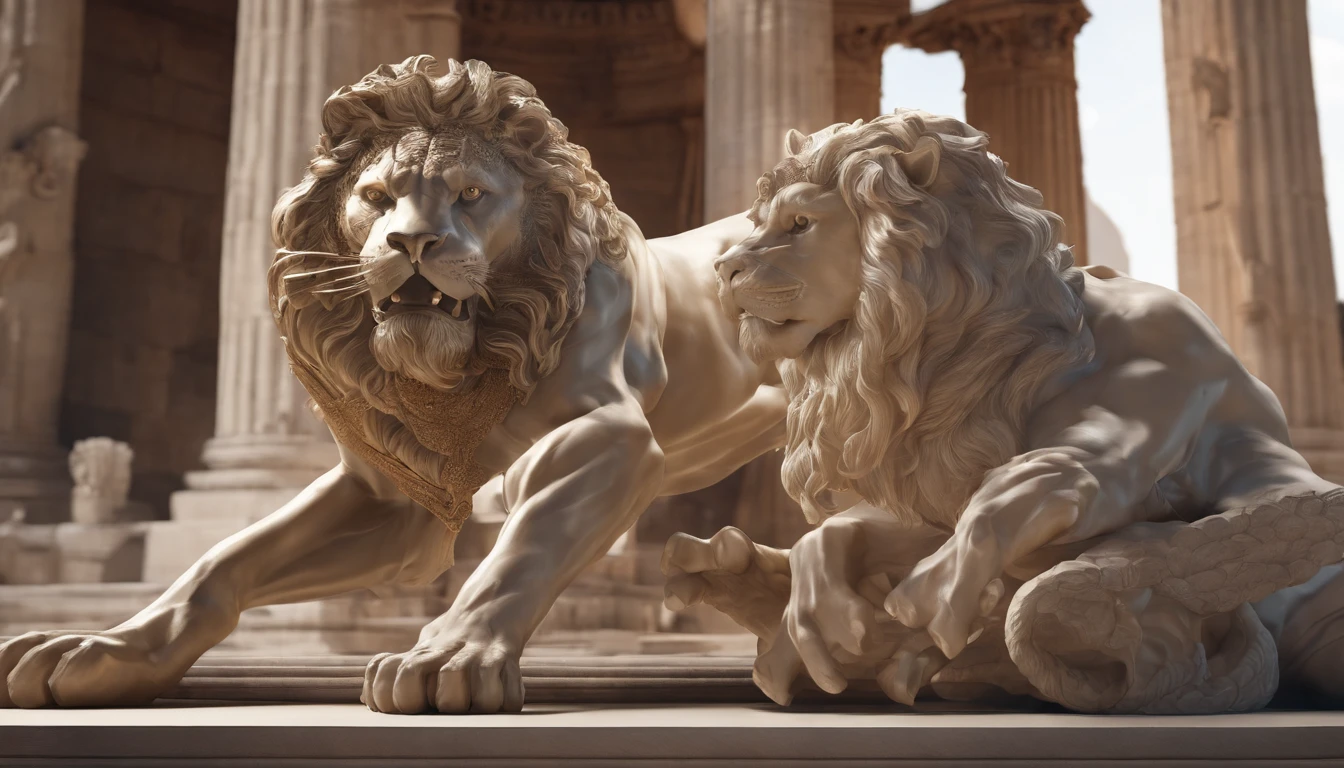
top-left (882, 0), bottom-right (1344, 297)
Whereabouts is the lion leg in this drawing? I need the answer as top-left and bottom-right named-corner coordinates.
top-left (1008, 425), bottom-right (1344, 713)
top-left (1189, 426), bottom-right (1344, 704)
top-left (1, 465), bottom-right (453, 708)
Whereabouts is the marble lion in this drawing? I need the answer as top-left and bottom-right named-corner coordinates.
top-left (0, 57), bottom-right (782, 712)
top-left (664, 110), bottom-right (1344, 713)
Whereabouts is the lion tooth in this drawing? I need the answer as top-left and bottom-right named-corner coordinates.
top-left (431, 291), bottom-right (443, 306)
top-left (452, 298), bottom-right (463, 318)
top-left (390, 292), bottom-right (401, 304)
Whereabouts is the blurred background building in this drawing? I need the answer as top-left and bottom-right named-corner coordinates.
top-left (1, 0), bottom-right (1341, 657)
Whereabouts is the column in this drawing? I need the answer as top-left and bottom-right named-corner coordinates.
top-left (704, 0), bottom-right (836, 220)
top-left (156, 0), bottom-right (461, 582)
top-left (703, 0), bottom-right (834, 545)
top-left (1162, 0), bottom-right (1344, 480)
top-left (905, 0), bottom-right (1090, 263)
top-left (0, 0), bottom-right (86, 524)
top-left (833, 0), bottom-right (910, 124)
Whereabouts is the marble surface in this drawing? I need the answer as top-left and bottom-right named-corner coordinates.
top-left (4, 702), bottom-right (1344, 766)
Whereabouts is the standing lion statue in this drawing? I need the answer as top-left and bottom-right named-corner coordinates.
top-left (0, 57), bottom-right (790, 712)
top-left (663, 109), bottom-right (1344, 714)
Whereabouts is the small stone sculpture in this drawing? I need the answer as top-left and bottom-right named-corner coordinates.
top-left (664, 110), bottom-right (1344, 714)
top-left (68, 438), bottom-right (134, 524)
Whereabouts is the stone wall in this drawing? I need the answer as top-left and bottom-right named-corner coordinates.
top-left (59, 0), bottom-right (237, 516)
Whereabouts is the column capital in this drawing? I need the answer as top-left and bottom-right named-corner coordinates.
top-left (833, 0), bottom-right (909, 61)
top-left (903, 0), bottom-right (1088, 76)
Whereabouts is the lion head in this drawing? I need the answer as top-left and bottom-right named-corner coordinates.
top-left (715, 110), bottom-right (1094, 527)
top-left (269, 56), bottom-right (627, 411)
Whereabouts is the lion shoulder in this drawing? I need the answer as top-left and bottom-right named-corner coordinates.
top-left (1080, 269), bottom-right (1236, 373)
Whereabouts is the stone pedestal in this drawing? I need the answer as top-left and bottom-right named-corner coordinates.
top-left (1162, 0), bottom-right (1344, 481)
top-left (159, 0), bottom-right (462, 581)
top-left (704, 0), bottom-right (835, 220)
top-left (0, 1), bottom-right (86, 524)
top-left (905, 0), bottom-right (1090, 263)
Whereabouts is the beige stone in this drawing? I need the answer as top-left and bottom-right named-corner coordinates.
top-left (904, 0), bottom-right (1090, 263)
top-left (0, 0), bottom-right (86, 524)
top-left (1162, 0), bottom-right (1344, 482)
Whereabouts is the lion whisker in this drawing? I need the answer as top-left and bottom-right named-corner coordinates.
top-left (311, 284), bottom-right (371, 298)
top-left (276, 249), bottom-right (365, 261)
top-left (284, 265), bottom-right (366, 284)
top-left (304, 274), bottom-right (372, 293)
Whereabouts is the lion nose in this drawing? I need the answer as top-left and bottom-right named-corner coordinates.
top-left (386, 231), bottom-right (446, 262)
top-left (714, 247), bottom-right (753, 286)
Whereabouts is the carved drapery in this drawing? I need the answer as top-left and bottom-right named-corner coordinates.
top-left (904, 0), bottom-right (1089, 263)
top-left (0, 0), bottom-right (85, 523)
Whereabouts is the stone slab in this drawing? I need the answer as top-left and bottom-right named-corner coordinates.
top-left (3, 702), bottom-right (1344, 766)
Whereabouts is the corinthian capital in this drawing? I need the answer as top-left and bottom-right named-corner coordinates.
top-left (902, 0), bottom-right (1089, 74)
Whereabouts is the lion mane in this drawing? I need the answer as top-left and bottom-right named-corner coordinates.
top-left (761, 110), bottom-right (1095, 528)
top-left (268, 56), bottom-right (628, 412)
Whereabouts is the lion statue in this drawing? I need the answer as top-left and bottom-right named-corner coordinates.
top-left (0, 57), bottom-right (790, 712)
top-left (663, 109), bottom-right (1344, 713)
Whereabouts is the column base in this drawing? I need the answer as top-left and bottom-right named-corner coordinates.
top-left (0, 439), bottom-right (71, 525)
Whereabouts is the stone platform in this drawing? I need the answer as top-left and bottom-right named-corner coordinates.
top-left (3, 655), bottom-right (1344, 766)
top-left (4, 701), bottom-right (1343, 766)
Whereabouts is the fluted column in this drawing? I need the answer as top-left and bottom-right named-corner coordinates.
top-left (906, 0), bottom-right (1089, 263)
top-left (156, 1), bottom-right (460, 577)
top-left (0, 0), bottom-right (86, 523)
top-left (189, 0), bottom-right (462, 494)
top-left (704, 0), bottom-right (835, 220)
top-left (1163, 0), bottom-right (1344, 479)
top-left (833, 0), bottom-right (909, 124)
top-left (703, 0), bottom-right (834, 545)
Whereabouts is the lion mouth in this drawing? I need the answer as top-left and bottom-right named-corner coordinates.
top-left (375, 274), bottom-right (476, 323)
top-left (738, 310), bottom-right (795, 328)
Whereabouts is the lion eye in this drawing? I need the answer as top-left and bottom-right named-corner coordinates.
top-left (461, 186), bottom-right (483, 202)
top-left (790, 214), bottom-right (810, 233)
top-left (363, 188), bottom-right (387, 205)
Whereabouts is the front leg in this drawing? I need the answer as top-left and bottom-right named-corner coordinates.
top-left (1, 453), bottom-right (451, 708)
top-left (362, 402), bottom-right (664, 714)
top-left (887, 357), bottom-right (1232, 658)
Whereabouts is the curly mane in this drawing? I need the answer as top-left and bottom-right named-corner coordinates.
top-left (762, 110), bottom-right (1095, 528)
top-left (268, 56), bottom-right (628, 408)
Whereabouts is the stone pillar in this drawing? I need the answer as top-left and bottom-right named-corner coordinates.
top-left (833, 0), bottom-right (910, 124)
top-left (0, 0), bottom-right (86, 524)
top-left (905, 0), bottom-right (1089, 263)
top-left (1162, 0), bottom-right (1344, 480)
top-left (703, 0), bottom-right (833, 546)
top-left (704, 0), bottom-right (835, 220)
top-left (156, 0), bottom-right (461, 582)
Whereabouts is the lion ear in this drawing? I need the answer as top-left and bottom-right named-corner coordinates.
top-left (784, 128), bottom-right (810, 156)
top-left (898, 135), bottom-right (941, 188)
top-left (512, 113), bottom-right (550, 153)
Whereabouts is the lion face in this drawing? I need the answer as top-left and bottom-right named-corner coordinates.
top-left (714, 183), bottom-right (863, 364)
top-left (343, 128), bottom-right (528, 389)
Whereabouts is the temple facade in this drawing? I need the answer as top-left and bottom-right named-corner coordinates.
top-left (0, 0), bottom-right (1340, 652)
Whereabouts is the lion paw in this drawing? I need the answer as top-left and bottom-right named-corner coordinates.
top-left (661, 526), bottom-right (791, 639)
top-left (884, 526), bottom-right (1005, 659)
top-left (1, 631), bottom-right (176, 708)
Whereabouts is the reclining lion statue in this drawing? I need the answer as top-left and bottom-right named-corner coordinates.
top-left (0, 57), bottom-right (788, 713)
top-left (663, 109), bottom-right (1344, 713)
